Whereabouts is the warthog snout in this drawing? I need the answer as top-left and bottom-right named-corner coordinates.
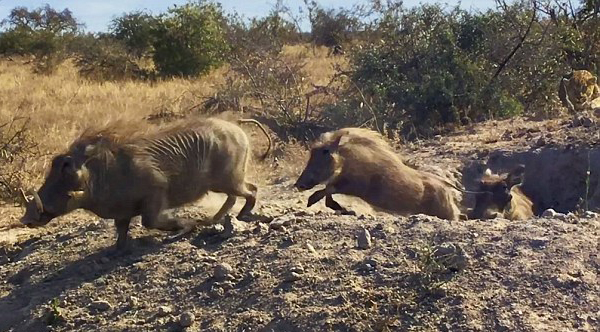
top-left (19, 189), bottom-right (55, 228)
top-left (294, 178), bottom-right (316, 191)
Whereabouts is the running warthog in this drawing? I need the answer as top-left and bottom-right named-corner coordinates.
top-left (19, 117), bottom-right (272, 251)
top-left (469, 165), bottom-right (535, 220)
top-left (294, 128), bottom-right (462, 220)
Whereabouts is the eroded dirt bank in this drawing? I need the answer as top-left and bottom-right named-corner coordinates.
top-left (1, 116), bottom-right (600, 331)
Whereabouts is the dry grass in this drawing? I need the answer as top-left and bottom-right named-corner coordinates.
top-left (0, 44), bottom-right (345, 195)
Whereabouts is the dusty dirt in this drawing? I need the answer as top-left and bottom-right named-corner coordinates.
top-left (1, 115), bottom-right (600, 332)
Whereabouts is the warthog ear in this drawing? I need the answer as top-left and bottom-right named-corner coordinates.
top-left (84, 144), bottom-right (97, 156)
top-left (507, 164), bottom-right (526, 187)
top-left (331, 134), bottom-right (351, 151)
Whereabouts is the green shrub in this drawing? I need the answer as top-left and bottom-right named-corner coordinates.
top-left (152, 1), bottom-right (230, 77)
top-left (0, 5), bottom-right (80, 73)
top-left (109, 11), bottom-right (158, 59)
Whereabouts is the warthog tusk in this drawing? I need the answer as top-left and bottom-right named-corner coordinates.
top-left (30, 190), bottom-right (44, 213)
top-left (19, 188), bottom-right (30, 203)
top-left (67, 190), bottom-right (86, 199)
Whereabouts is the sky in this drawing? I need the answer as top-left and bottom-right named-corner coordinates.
top-left (0, 0), bottom-right (498, 32)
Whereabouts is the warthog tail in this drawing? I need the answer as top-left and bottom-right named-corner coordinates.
top-left (237, 119), bottom-right (272, 160)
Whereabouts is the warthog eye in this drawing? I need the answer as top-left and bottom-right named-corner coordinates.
top-left (322, 148), bottom-right (330, 155)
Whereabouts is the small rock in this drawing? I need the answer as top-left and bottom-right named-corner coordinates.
top-left (551, 274), bottom-right (581, 289)
top-left (202, 224), bottom-right (225, 235)
top-left (335, 209), bottom-right (357, 216)
top-left (208, 286), bottom-right (225, 298)
top-left (305, 241), bottom-right (317, 255)
top-left (356, 228), bottom-right (372, 249)
top-left (554, 213), bottom-right (569, 222)
top-left (157, 305), bottom-right (173, 317)
top-left (270, 213), bottom-right (296, 228)
top-left (583, 211), bottom-right (599, 219)
top-left (252, 222), bottom-right (268, 234)
top-left (529, 238), bottom-right (549, 249)
top-left (285, 272), bottom-right (303, 282)
top-left (407, 214), bottom-right (433, 223)
top-left (290, 265), bottom-right (305, 274)
top-left (214, 263), bottom-right (234, 280)
top-left (565, 212), bottom-right (579, 223)
top-left (128, 296), bottom-right (139, 308)
top-left (221, 216), bottom-right (247, 238)
top-left (269, 220), bottom-right (285, 230)
top-left (542, 208), bottom-right (557, 218)
top-left (432, 242), bottom-right (469, 272)
top-left (179, 311), bottom-right (195, 327)
top-left (90, 300), bottom-right (112, 311)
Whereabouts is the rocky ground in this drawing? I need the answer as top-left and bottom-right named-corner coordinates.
top-left (1, 115), bottom-right (600, 332)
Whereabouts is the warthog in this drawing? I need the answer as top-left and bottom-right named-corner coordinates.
top-left (294, 128), bottom-right (462, 220)
top-left (19, 117), bottom-right (272, 251)
top-left (469, 165), bottom-right (534, 220)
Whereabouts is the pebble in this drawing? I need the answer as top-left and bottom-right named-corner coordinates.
top-left (432, 242), bottom-right (470, 272)
top-left (290, 265), bottom-right (305, 274)
top-left (542, 208), bottom-right (557, 218)
top-left (285, 272), bottom-right (303, 282)
top-left (128, 296), bottom-right (139, 308)
top-left (269, 214), bottom-right (295, 229)
top-left (90, 300), bottom-right (112, 311)
top-left (214, 263), bottom-right (234, 280)
top-left (179, 311), bottom-right (195, 327)
top-left (305, 241), bottom-right (317, 255)
top-left (583, 211), bottom-right (599, 219)
top-left (157, 305), bottom-right (173, 317)
top-left (529, 238), bottom-right (549, 249)
top-left (253, 223), bottom-right (268, 234)
top-left (356, 228), bottom-right (372, 249)
top-left (551, 274), bottom-right (581, 289)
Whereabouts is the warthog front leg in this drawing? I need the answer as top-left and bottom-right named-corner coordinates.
top-left (141, 193), bottom-right (197, 238)
top-left (307, 185), bottom-right (336, 208)
top-left (114, 218), bottom-right (132, 253)
top-left (325, 194), bottom-right (344, 210)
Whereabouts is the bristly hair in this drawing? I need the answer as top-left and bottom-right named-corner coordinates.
top-left (315, 127), bottom-right (398, 154)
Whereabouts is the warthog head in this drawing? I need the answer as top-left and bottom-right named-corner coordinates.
top-left (20, 154), bottom-right (87, 228)
top-left (471, 164), bottom-right (526, 218)
top-left (294, 134), bottom-right (348, 191)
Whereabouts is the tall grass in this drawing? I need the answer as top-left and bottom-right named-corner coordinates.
top-left (0, 44), bottom-right (342, 191)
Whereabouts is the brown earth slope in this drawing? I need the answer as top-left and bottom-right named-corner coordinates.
top-left (1, 116), bottom-right (599, 332)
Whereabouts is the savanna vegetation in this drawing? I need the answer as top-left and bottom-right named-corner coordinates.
top-left (0, 0), bottom-right (599, 201)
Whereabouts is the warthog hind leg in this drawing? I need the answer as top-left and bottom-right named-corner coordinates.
top-left (211, 195), bottom-right (237, 224)
top-left (237, 182), bottom-right (257, 218)
top-left (141, 194), bottom-right (197, 238)
top-left (325, 194), bottom-right (354, 215)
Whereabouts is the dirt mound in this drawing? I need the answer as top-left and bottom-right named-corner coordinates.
top-left (1, 198), bottom-right (598, 332)
top-left (1, 116), bottom-right (600, 331)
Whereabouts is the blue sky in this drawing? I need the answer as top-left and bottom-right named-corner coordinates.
top-left (0, 0), bottom-right (497, 32)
